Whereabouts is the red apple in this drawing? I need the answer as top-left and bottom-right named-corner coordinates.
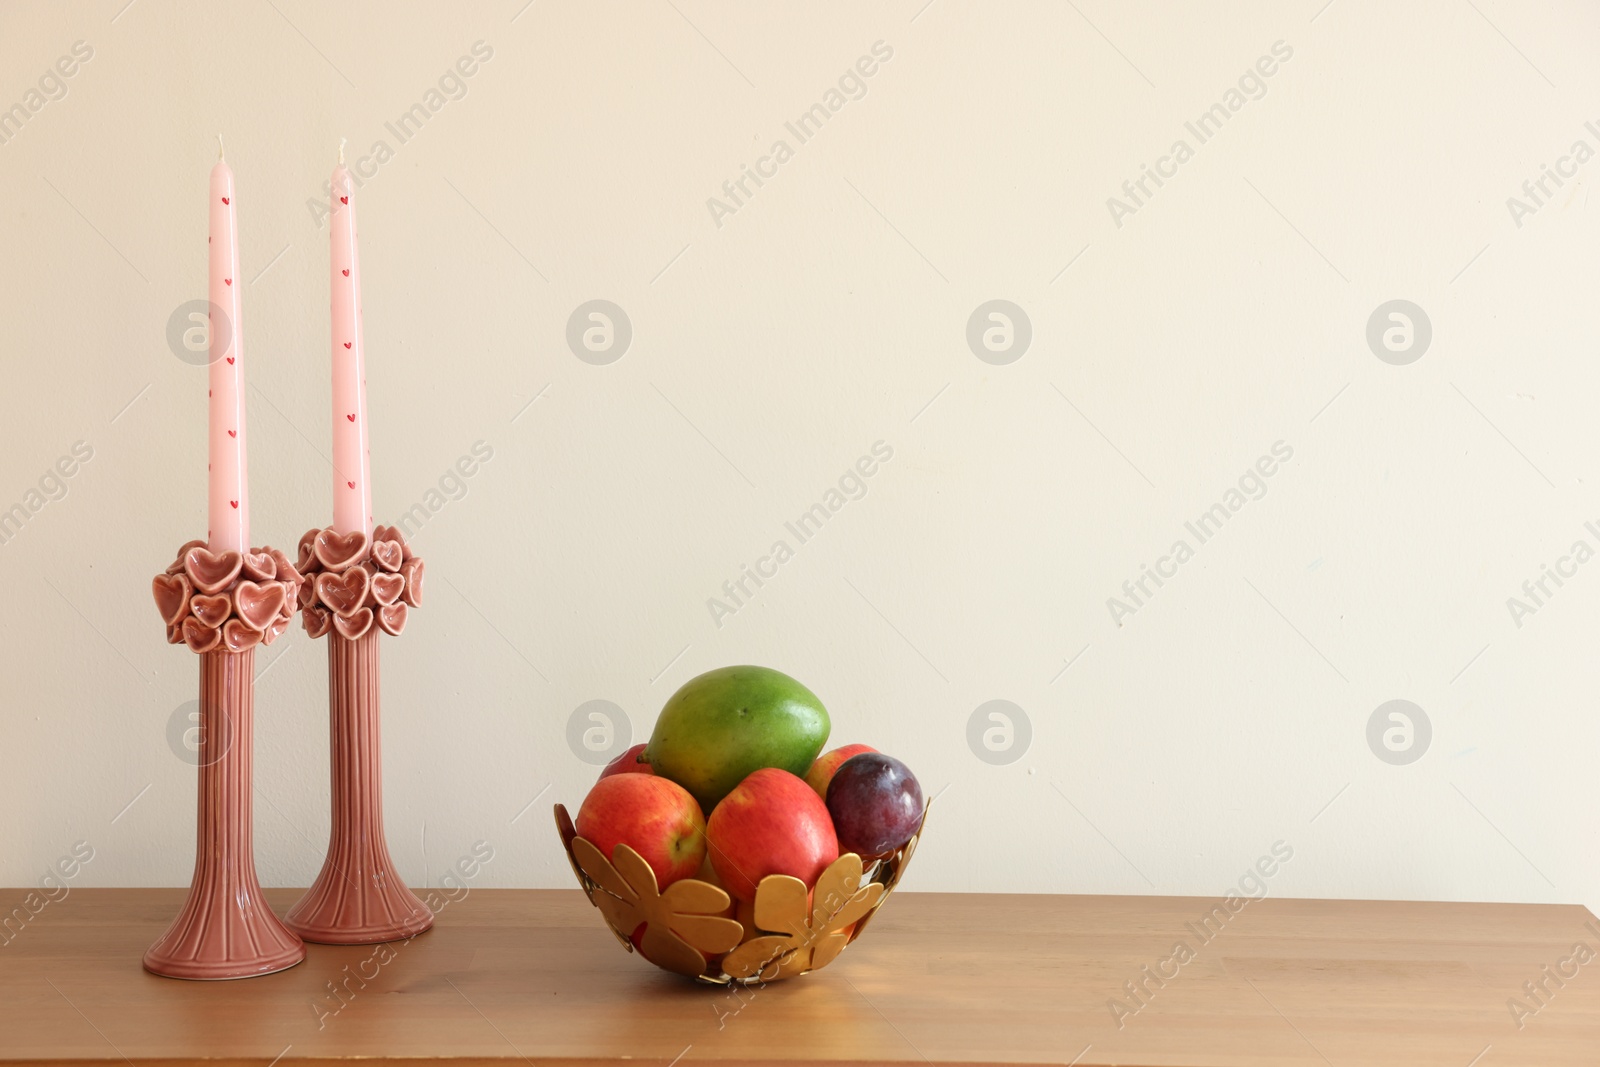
top-left (804, 743), bottom-right (876, 798)
top-left (599, 742), bottom-right (655, 779)
top-left (576, 774), bottom-right (705, 889)
top-left (706, 768), bottom-right (838, 903)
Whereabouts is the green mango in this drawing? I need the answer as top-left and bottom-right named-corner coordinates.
top-left (645, 665), bottom-right (830, 811)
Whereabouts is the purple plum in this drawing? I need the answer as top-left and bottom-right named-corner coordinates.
top-left (825, 753), bottom-right (924, 857)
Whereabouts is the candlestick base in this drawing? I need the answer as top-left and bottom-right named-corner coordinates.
top-left (143, 648), bottom-right (306, 980)
top-left (288, 525), bottom-right (432, 945)
top-left (147, 542), bottom-right (307, 980)
top-left (284, 631), bottom-right (432, 944)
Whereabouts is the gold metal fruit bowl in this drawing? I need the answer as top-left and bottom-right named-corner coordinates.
top-left (553, 802), bottom-right (927, 985)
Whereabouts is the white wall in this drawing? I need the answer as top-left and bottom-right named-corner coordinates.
top-left (1, 0), bottom-right (1596, 913)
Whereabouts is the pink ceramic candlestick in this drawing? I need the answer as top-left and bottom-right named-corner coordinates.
top-left (145, 147), bottom-right (303, 979)
top-left (144, 649), bottom-right (305, 979)
top-left (330, 152), bottom-right (370, 536)
top-left (284, 626), bottom-right (432, 943)
top-left (208, 140), bottom-right (248, 553)
top-left (288, 155), bottom-right (430, 945)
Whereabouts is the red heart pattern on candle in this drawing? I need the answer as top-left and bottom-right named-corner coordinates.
top-left (333, 607), bottom-right (374, 640)
top-left (340, 196), bottom-right (348, 204)
top-left (344, 343), bottom-right (352, 349)
top-left (346, 413), bottom-right (355, 421)
top-left (377, 602), bottom-right (408, 636)
top-left (152, 573), bottom-right (192, 625)
top-left (233, 580), bottom-right (287, 632)
top-left (224, 278), bottom-right (232, 286)
top-left (230, 500), bottom-right (238, 509)
top-left (227, 429), bottom-right (237, 438)
top-left (226, 357), bottom-right (235, 364)
top-left (371, 540), bottom-right (403, 573)
top-left (342, 269), bottom-right (350, 277)
top-left (316, 567), bottom-right (371, 618)
top-left (182, 617), bottom-right (222, 654)
top-left (221, 197), bottom-right (229, 204)
top-left (241, 550), bottom-right (277, 582)
top-left (371, 572), bottom-right (405, 606)
top-left (313, 528), bottom-right (369, 571)
top-left (222, 618), bottom-right (263, 653)
top-left (184, 547), bottom-right (242, 594)
top-left (400, 558), bottom-right (425, 607)
top-left (347, 480), bottom-right (355, 488)
top-left (190, 594), bottom-right (233, 629)
top-left (303, 603), bottom-right (333, 639)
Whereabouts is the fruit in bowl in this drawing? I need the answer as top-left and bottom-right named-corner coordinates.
top-left (705, 768), bottom-right (839, 903)
top-left (558, 664), bottom-right (927, 982)
top-left (644, 665), bottom-right (830, 811)
top-left (825, 752), bottom-right (924, 859)
top-left (804, 743), bottom-right (876, 798)
top-left (598, 742), bottom-right (654, 779)
top-left (575, 774), bottom-right (705, 889)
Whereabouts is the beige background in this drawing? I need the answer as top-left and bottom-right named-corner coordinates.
top-left (0, 0), bottom-right (1596, 914)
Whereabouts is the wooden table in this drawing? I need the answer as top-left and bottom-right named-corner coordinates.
top-left (2, 889), bottom-right (1597, 1065)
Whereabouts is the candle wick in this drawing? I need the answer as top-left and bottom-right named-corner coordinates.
top-left (217, 133), bottom-right (224, 160)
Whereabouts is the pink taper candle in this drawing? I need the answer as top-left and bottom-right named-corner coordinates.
top-left (208, 136), bottom-right (248, 553)
top-left (330, 142), bottom-right (371, 536)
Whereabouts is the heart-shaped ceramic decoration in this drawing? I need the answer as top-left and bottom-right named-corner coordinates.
top-left (378, 525), bottom-right (416, 560)
top-left (233, 580), bottom-right (286, 632)
top-left (222, 618), bottom-right (264, 653)
top-left (376, 602), bottom-right (408, 636)
top-left (370, 572), bottom-right (405, 606)
top-left (332, 607), bottom-right (374, 640)
top-left (316, 568), bottom-right (371, 617)
top-left (296, 529), bottom-right (320, 573)
top-left (152, 573), bottom-right (192, 625)
top-left (241, 551), bottom-right (277, 582)
top-left (167, 539), bottom-right (207, 575)
top-left (181, 617), bottom-right (222, 653)
top-left (400, 558), bottom-right (425, 608)
top-left (303, 604), bottom-right (334, 639)
top-left (166, 621), bottom-right (185, 645)
top-left (184, 547), bottom-right (242, 595)
top-left (277, 582), bottom-right (297, 620)
top-left (370, 540), bottom-right (403, 572)
top-left (267, 547), bottom-right (301, 583)
top-left (314, 528), bottom-right (369, 572)
top-left (262, 616), bottom-right (288, 645)
top-left (190, 593), bottom-right (233, 630)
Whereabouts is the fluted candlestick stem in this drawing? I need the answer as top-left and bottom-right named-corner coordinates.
top-left (144, 649), bottom-right (305, 980)
top-left (285, 630), bottom-right (432, 943)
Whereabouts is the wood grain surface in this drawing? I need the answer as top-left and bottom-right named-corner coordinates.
top-left (1, 888), bottom-right (1597, 1065)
